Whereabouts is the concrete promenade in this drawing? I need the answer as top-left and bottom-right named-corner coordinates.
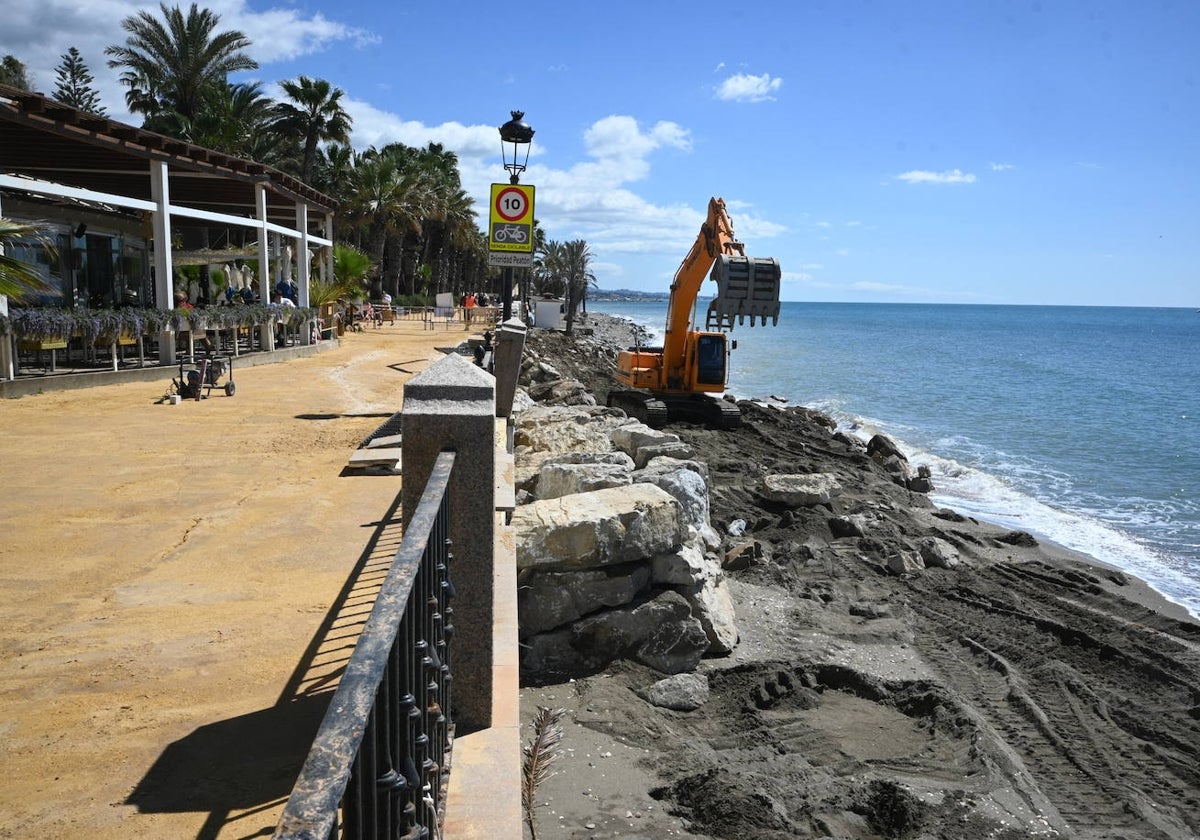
top-left (0, 319), bottom-right (478, 838)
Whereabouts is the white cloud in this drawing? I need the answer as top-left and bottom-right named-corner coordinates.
top-left (783, 270), bottom-right (815, 285)
top-left (228, 8), bottom-right (377, 63)
top-left (345, 98), bottom-right (497, 157)
top-left (990, 162), bottom-right (1015, 171)
top-left (895, 169), bottom-right (977, 184)
top-left (852, 281), bottom-right (907, 292)
top-left (714, 72), bottom-right (782, 103)
top-left (583, 115), bottom-right (692, 163)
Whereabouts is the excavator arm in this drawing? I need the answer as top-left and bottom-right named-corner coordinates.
top-left (612, 196), bottom-right (782, 428)
top-left (661, 198), bottom-right (781, 389)
top-left (661, 198), bottom-right (744, 377)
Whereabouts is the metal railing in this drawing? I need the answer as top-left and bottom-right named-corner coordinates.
top-left (275, 450), bottom-right (457, 840)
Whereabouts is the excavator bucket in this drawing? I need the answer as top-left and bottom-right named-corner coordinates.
top-left (705, 255), bottom-right (782, 330)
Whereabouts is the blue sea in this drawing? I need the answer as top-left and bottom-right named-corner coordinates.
top-left (588, 301), bottom-right (1200, 618)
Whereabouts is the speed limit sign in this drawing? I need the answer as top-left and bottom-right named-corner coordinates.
top-left (489, 183), bottom-right (535, 253)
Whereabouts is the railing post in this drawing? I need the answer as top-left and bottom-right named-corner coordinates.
top-left (402, 354), bottom-right (496, 730)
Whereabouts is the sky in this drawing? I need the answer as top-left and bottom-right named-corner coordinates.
top-left (3, 0), bottom-right (1197, 306)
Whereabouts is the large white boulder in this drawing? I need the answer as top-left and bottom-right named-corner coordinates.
top-left (635, 465), bottom-right (710, 532)
top-left (536, 456), bottom-right (633, 500)
top-left (514, 405), bottom-right (629, 490)
top-left (682, 576), bottom-right (739, 654)
top-left (760, 473), bottom-right (843, 507)
top-left (512, 484), bottom-right (685, 571)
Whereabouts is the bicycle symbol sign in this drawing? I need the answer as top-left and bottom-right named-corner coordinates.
top-left (492, 224), bottom-right (529, 244)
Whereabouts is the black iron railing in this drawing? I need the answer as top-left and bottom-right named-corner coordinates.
top-left (275, 450), bottom-right (456, 840)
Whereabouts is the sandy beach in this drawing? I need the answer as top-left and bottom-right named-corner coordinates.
top-left (517, 315), bottom-right (1200, 840)
top-left (0, 319), bottom-right (458, 838)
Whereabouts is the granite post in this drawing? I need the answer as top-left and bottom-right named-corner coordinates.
top-left (492, 317), bottom-right (527, 419)
top-left (402, 353), bottom-right (497, 730)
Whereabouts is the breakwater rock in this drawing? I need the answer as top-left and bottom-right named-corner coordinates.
top-left (510, 404), bottom-right (736, 681)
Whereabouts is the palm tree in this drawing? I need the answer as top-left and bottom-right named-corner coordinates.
top-left (312, 143), bottom-right (357, 202)
top-left (0, 218), bottom-right (52, 302)
top-left (346, 151), bottom-right (428, 298)
top-left (533, 239), bottom-right (564, 299)
top-left (273, 76), bottom-right (353, 185)
top-left (306, 244), bottom-right (370, 306)
top-left (155, 81), bottom-right (278, 160)
top-left (105, 2), bottom-right (257, 131)
top-left (539, 239), bottom-right (596, 334)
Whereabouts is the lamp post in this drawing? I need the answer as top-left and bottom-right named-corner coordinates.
top-left (498, 111), bottom-right (534, 320)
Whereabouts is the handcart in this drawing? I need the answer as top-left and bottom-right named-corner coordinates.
top-left (174, 353), bottom-right (236, 400)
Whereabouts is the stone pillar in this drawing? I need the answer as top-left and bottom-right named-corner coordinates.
top-left (402, 353), bottom-right (497, 730)
top-left (491, 317), bottom-right (527, 419)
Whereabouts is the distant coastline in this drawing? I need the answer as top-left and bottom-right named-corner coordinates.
top-left (589, 288), bottom-right (669, 302)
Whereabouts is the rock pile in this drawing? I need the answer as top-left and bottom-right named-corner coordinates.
top-left (510, 326), bottom-right (939, 684)
top-left (510, 402), bottom-right (733, 682)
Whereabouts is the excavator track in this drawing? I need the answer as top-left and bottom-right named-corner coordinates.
top-left (607, 390), bottom-right (669, 428)
top-left (608, 390), bottom-right (740, 430)
top-left (661, 393), bottom-right (742, 429)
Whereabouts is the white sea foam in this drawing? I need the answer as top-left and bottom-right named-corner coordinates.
top-left (904, 435), bottom-right (1199, 618)
top-left (814, 407), bottom-right (1200, 618)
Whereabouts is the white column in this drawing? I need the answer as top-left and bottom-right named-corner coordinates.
top-left (295, 202), bottom-right (310, 308)
top-left (255, 184), bottom-right (272, 350)
top-left (255, 184), bottom-right (270, 295)
top-left (295, 203), bottom-right (311, 345)
top-left (0, 190), bottom-right (13, 381)
top-left (150, 161), bottom-right (176, 364)
top-left (324, 214), bottom-right (334, 285)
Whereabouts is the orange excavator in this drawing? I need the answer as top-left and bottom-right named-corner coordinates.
top-left (608, 197), bottom-right (782, 429)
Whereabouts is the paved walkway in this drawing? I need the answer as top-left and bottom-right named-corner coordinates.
top-left (0, 320), bottom-right (468, 838)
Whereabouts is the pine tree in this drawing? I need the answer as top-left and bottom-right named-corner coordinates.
top-left (53, 48), bottom-right (107, 115)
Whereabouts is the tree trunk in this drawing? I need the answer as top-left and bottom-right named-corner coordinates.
top-left (383, 235), bottom-right (403, 298)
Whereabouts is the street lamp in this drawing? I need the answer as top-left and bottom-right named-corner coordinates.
top-left (498, 110), bottom-right (535, 320)
top-left (498, 110), bottom-right (535, 185)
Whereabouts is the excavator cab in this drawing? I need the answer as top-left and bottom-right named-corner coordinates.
top-left (694, 332), bottom-right (727, 386)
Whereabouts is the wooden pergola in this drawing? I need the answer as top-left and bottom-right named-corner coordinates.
top-left (0, 83), bottom-right (339, 365)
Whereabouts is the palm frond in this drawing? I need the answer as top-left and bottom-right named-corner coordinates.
top-left (521, 706), bottom-right (566, 840)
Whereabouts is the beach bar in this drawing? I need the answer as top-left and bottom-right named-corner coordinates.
top-left (0, 83), bottom-right (337, 383)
